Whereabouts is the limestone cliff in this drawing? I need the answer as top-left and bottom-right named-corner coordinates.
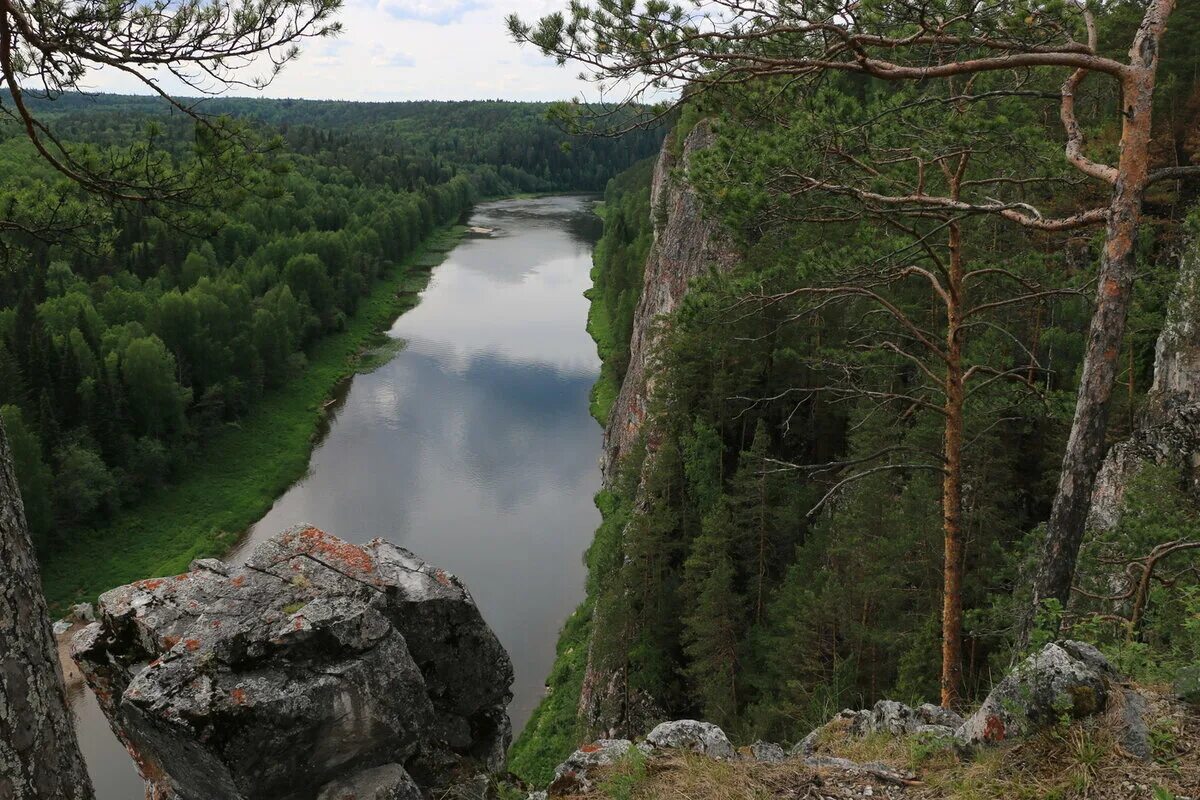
top-left (581, 120), bottom-right (741, 737)
top-left (72, 526), bottom-right (513, 800)
top-left (1089, 239), bottom-right (1200, 531)
top-left (600, 119), bottom-right (741, 481)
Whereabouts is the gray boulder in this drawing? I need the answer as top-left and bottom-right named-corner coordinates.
top-left (916, 703), bottom-right (964, 730)
top-left (69, 602), bottom-right (96, 623)
top-left (749, 740), bottom-right (785, 763)
top-left (645, 720), bottom-right (735, 759)
top-left (868, 700), bottom-right (917, 735)
top-left (72, 525), bottom-right (514, 800)
top-left (956, 641), bottom-right (1114, 744)
top-left (548, 739), bottom-right (634, 794)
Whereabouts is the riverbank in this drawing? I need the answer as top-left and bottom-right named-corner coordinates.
top-left (40, 225), bottom-right (466, 614)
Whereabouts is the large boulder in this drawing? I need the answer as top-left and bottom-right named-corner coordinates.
top-left (548, 739), bottom-right (634, 795)
top-left (72, 526), bottom-right (514, 800)
top-left (956, 641), bottom-right (1114, 744)
top-left (644, 720), bottom-right (735, 759)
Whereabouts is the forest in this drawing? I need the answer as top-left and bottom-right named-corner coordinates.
top-left (511, 0), bottom-right (1200, 787)
top-left (0, 95), bottom-right (662, 599)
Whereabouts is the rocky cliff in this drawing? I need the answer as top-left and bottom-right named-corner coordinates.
top-left (1089, 239), bottom-right (1200, 531)
top-left (600, 119), bottom-right (741, 481)
top-left (72, 526), bottom-right (513, 800)
top-left (580, 120), bottom-right (741, 738)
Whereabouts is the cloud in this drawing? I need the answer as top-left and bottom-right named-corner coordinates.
top-left (369, 45), bottom-right (416, 68)
top-left (376, 0), bottom-right (487, 24)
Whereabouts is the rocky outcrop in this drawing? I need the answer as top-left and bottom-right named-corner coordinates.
top-left (600, 119), bottom-right (741, 479)
top-left (645, 719), bottom-right (735, 758)
top-left (581, 119), bottom-right (742, 741)
top-left (956, 640), bottom-right (1114, 744)
top-left (1089, 240), bottom-right (1200, 531)
top-left (72, 525), bottom-right (513, 800)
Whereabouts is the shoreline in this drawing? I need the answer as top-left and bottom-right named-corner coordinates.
top-left (40, 223), bottom-right (468, 615)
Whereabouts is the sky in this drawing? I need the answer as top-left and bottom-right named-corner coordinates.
top-left (88, 0), bottom-right (601, 103)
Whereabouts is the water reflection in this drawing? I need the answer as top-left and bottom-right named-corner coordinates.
top-left (72, 195), bottom-right (605, 799)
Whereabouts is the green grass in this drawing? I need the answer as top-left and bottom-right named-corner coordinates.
top-left (40, 225), bottom-right (466, 613)
top-left (585, 285), bottom-right (620, 426)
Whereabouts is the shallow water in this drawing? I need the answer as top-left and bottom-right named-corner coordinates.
top-left (71, 195), bottom-right (604, 797)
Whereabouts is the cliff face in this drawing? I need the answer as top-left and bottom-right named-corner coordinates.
top-left (72, 526), bottom-right (513, 800)
top-left (601, 119), bottom-right (741, 481)
top-left (1089, 240), bottom-right (1200, 531)
top-left (580, 121), bottom-right (740, 737)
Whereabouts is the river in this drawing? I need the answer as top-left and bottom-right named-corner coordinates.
top-left (69, 195), bottom-right (605, 797)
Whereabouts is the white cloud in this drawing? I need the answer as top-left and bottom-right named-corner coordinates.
top-left (85, 0), bottom-right (615, 102)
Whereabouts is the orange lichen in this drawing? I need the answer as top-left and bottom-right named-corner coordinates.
top-left (580, 743), bottom-right (602, 754)
top-left (983, 715), bottom-right (1006, 742)
top-left (162, 635), bottom-right (181, 649)
top-left (433, 569), bottom-right (452, 588)
top-left (138, 579), bottom-right (165, 591)
top-left (297, 526), bottom-right (377, 577)
top-left (184, 639), bottom-right (201, 652)
top-left (230, 688), bottom-right (248, 705)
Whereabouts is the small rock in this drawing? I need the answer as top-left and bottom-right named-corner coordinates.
top-left (69, 602), bottom-right (95, 623)
top-left (869, 700), bottom-right (916, 736)
top-left (645, 720), bottom-right (735, 759)
top-left (916, 703), bottom-right (964, 729)
top-left (749, 741), bottom-right (785, 763)
top-left (52, 619), bottom-right (72, 636)
top-left (1117, 688), bottom-right (1152, 761)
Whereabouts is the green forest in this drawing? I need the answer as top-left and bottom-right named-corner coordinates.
top-left (510, 1), bottom-right (1200, 791)
top-left (0, 96), bottom-right (662, 608)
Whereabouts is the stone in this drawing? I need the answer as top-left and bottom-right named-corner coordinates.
top-left (69, 602), bottom-right (95, 623)
top-left (72, 525), bottom-right (514, 800)
top-left (645, 720), bottom-right (735, 759)
top-left (315, 764), bottom-right (422, 800)
top-left (1175, 664), bottom-right (1200, 705)
top-left (956, 641), bottom-right (1114, 745)
top-left (548, 739), bottom-right (634, 794)
top-left (868, 700), bottom-right (917, 736)
top-left (1117, 688), bottom-right (1152, 761)
top-left (916, 703), bottom-right (964, 730)
top-left (52, 619), bottom-right (72, 636)
top-left (749, 741), bottom-right (785, 763)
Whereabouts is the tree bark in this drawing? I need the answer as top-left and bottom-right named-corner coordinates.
top-left (1029, 1), bottom-right (1173, 633)
top-left (0, 419), bottom-right (94, 800)
top-left (940, 220), bottom-right (965, 710)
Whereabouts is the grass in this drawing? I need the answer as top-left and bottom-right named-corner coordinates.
top-left (40, 225), bottom-right (466, 614)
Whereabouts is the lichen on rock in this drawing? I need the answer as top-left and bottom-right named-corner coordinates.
top-left (72, 525), bottom-right (514, 800)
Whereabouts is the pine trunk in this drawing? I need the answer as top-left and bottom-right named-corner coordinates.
top-left (941, 222), bottom-right (966, 710)
top-left (1030, 4), bottom-right (1170, 627)
top-left (0, 420), bottom-right (95, 799)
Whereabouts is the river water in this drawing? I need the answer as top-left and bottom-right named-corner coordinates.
top-left (70, 195), bottom-right (605, 797)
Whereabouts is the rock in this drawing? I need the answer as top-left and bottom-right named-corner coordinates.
top-left (1117, 688), bottom-right (1152, 761)
top-left (72, 525), bottom-right (514, 800)
top-left (645, 720), bottom-right (735, 759)
top-left (749, 741), bottom-right (785, 763)
top-left (315, 764), bottom-right (422, 800)
top-left (868, 700), bottom-right (917, 736)
top-left (1090, 240), bottom-right (1200, 531)
top-left (916, 703), bottom-right (964, 730)
top-left (527, 793), bottom-right (548, 800)
top-left (69, 602), bottom-right (95, 623)
top-left (956, 641), bottom-right (1114, 744)
top-left (52, 619), bottom-right (72, 636)
top-left (548, 739), bottom-right (634, 794)
top-left (1175, 664), bottom-right (1200, 705)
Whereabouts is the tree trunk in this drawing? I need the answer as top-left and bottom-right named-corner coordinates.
top-left (1029, 4), bottom-right (1170, 634)
top-left (941, 222), bottom-right (966, 710)
top-left (0, 419), bottom-right (95, 800)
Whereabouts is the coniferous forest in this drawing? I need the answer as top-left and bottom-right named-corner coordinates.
top-left (3, 2), bottom-right (1200, 799)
